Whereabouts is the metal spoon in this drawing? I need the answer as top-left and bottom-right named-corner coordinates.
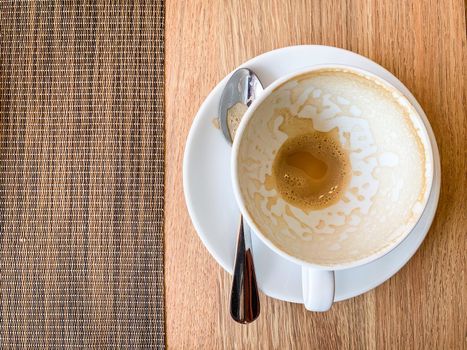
top-left (219, 68), bottom-right (263, 324)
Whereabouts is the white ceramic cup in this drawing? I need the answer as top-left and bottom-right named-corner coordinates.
top-left (231, 65), bottom-right (434, 312)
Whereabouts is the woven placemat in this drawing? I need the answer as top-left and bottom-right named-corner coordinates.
top-left (0, 1), bottom-right (165, 348)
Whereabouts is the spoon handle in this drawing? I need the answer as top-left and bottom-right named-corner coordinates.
top-left (230, 216), bottom-right (260, 323)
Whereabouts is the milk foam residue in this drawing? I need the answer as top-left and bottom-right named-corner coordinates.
top-left (237, 70), bottom-right (426, 265)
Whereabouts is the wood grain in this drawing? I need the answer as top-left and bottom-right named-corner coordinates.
top-left (165, 0), bottom-right (466, 348)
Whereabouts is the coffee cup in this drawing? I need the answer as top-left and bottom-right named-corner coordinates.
top-left (231, 65), bottom-right (433, 311)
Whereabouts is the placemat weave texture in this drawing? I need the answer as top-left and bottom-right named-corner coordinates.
top-left (0, 1), bottom-right (165, 348)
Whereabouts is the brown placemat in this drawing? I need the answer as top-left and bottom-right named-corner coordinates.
top-left (0, 1), bottom-right (165, 348)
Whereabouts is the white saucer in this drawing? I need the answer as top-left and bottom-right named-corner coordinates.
top-left (183, 45), bottom-right (441, 303)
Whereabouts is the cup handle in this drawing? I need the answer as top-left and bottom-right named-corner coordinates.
top-left (301, 266), bottom-right (335, 312)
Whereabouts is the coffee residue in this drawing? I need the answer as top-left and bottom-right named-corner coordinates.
top-left (227, 102), bottom-right (248, 139)
top-left (211, 117), bottom-right (220, 129)
top-left (269, 115), bottom-right (351, 211)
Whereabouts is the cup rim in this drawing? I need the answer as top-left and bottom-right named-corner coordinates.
top-left (231, 64), bottom-right (434, 271)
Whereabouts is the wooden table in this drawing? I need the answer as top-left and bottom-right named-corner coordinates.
top-left (165, 1), bottom-right (466, 348)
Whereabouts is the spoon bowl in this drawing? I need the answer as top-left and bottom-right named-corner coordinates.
top-left (219, 69), bottom-right (263, 143)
